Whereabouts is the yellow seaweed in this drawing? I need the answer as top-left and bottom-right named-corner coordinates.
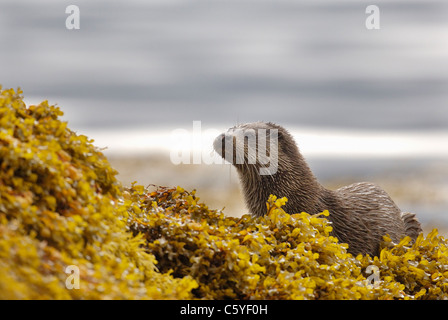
top-left (1, 86), bottom-right (448, 300)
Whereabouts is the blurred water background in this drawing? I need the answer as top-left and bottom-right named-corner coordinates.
top-left (1, 0), bottom-right (447, 232)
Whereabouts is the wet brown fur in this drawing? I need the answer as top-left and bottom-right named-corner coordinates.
top-left (214, 122), bottom-right (422, 256)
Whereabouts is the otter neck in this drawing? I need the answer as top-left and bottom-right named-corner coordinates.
top-left (237, 156), bottom-right (326, 217)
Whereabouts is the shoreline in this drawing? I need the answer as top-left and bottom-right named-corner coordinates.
top-left (107, 153), bottom-right (448, 235)
top-left (86, 126), bottom-right (448, 159)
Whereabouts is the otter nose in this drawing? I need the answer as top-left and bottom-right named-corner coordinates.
top-left (216, 133), bottom-right (225, 144)
top-left (213, 133), bottom-right (235, 158)
top-left (213, 133), bottom-right (226, 154)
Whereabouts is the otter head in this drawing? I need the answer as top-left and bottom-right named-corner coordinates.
top-left (213, 122), bottom-right (296, 176)
top-left (213, 122), bottom-right (319, 217)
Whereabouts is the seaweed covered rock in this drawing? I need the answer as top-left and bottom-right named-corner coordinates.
top-left (126, 186), bottom-right (448, 300)
top-left (0, 87), bottom-right (197, 299)
top-left (1, 86), bottom-right (448, 300)
top-left (125, 186), bottom-right (389, 299)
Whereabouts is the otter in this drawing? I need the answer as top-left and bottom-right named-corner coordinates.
top-left (213, 122), bottom-right (422, 256)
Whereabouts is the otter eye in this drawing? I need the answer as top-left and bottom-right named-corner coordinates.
top-left (275, 131), bottom-right (282, 140)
